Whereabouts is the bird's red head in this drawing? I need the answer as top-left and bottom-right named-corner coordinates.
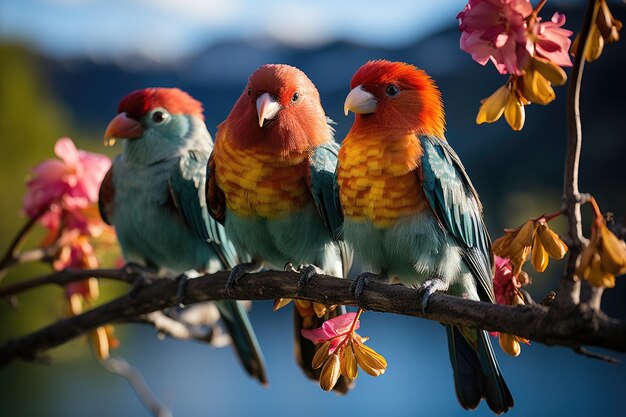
top-left (104, 87), bottom-right (205, 144)
top-left (118, 87), bottom-right (204, 121)
top-left (345, 60), bottom-right (445, 138)
top-left (219, 64), bottom-right (332, 155)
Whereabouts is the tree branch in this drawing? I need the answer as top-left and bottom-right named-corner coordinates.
top-left (99, 356), bottom-right (173, 417)
top-left (0, 266), bottom-right (150, 300)
top-left (0, 211), bottom-right (47, 280)
top-left (1, 269), bottom-right (624, 367)
top-left (558, 0), bottom-right (597, 311)
top-left (129, 310), bottom-right (231, 347)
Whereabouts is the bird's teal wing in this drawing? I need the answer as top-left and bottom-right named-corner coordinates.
top-left (206, 151), bottom-right (227, 225)
top-left (98, 165), bottom-right (115, 226)
top-left (308, 141), bottom-right (353, 276)
top-left (169, 150), bottom-right (238, 268)
top-left (171, 150), bottom-right (268, 385)
top-left (419, 136), bottom-right (494, 302)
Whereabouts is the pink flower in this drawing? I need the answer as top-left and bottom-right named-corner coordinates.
top-left (532, 12), bottom-right (573, 67)
top-left (301, 312), bottom-right (360, 353)
top-left (493, 256), bottom-right (522, 305)
top-left (22, 138), bottom-right (111, 233)
top-left (458, 0), bottom-right (534, 75)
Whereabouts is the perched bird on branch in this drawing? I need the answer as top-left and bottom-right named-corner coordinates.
top-left (207, 64), bottom-right (353, 392)
top-left (98, 87), bottom-right (267, 384)
top-left (338, 60), bottom-right (513, 413)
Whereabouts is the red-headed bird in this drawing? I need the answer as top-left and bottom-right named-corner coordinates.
top-left (338, 60), bottom-right (513, 413)
top-left (206, 64), bottom-right (353, 392)
top-left (100, 88), bottom-right (267, 384)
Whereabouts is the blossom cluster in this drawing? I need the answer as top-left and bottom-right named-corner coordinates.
top-left (22, 137), bottom-right (118, 359)
top-left (301, 312), bottom-right (387, 391)
top-left (577, 218), bottom-right (626, 288)
top-left (458, 0), bottom-right (573, 130)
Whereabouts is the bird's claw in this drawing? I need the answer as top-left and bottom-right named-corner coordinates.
top-left (123, 262), bottom-right (156, 298)
top-left (349, 272), bottom-right (383, 300)
top-left (295, 264), bottom-right (322, 295)
top-left (226, 262), bottom-right (261, 296)
top-left (417, 277), bottom-right (449, 314)
top-left (176, 274), bottom-right (190, 308)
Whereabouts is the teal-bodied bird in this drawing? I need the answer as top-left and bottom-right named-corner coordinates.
top-left (206, 64), bottom-right (353, 393)
top-left (338, 60), bottom-right (514, 413)
top-left (99, 87), bottom-right (267, 384)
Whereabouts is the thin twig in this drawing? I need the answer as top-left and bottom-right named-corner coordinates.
top-left (100, 356), bottom-right (173, 417)
top-left (0, 211), bottom-right (47, 280)
top-left (0, 269), bottom-right (624, 367)
top-left (129, 311), bottom-right (220, 345)
top-left (540, 291), bottom-right (557, 307)
top-left (0, 267), bottom-right (152, 299)
top-left (573, 347), bottom-right (620, 364)
top-left (557, 0), bottom-right (599, 311)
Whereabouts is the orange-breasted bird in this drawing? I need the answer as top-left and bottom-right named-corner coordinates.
top-left (206, 64), bottom-right (353, 393)
top-left (338, 60), bottom-right (513, 413)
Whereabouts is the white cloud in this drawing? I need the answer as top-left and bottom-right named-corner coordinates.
top-left (138, 0), bottom-right (242, 25)
top-left (265, 2), bottom-right (332, 47)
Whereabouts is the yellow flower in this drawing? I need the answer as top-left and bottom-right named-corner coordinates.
top-left (531, 233), bottom-right (549, 272)
top-left (340, 344), bottom-right (358, 380)
top-left (520, 65), bottom-right (556, 105)
top-left (577, 221), bottom-right (626, 288)
top-left (571, 0), bottom-right (622, 62)
top-left (493, 219), bottom-right (568, 275)
top-left (274, 298), bottom-right (336, 327)
top-left (498, 332), bottom-right (529, 357)
top-left (504, 90), bottom-right (525, 131)
top-left (353, 343), bottom-right (387, 377)
top-left (493, 220), bottom-right (535, 275)
top-left (532, 56), bottom-right (567, 86)
top-left (91, 324), bottom-right (120, 360)
top-left (320, 353), bottom-right (341, 391)
top-left (476, 85), bottom-right (509, 124)
top-left (537, 222), bottom-right (568, 260)
top-left (303, 311), bottom-right (387, 391)
top-left (597, 0), bottom-right (622, 44)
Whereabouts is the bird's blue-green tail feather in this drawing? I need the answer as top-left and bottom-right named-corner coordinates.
top-left (446, 324), bottom-right (513, 414)
top-left (215, 300), bottom-right (268, 385)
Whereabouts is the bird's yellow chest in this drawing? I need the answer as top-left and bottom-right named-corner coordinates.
top-left (214, 138), bottom-right (310, 218)
top-left (337, 133), bottom-right (428, 228)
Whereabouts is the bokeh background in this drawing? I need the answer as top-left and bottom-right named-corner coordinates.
top-left (1, 0), bottom-right (625, 416)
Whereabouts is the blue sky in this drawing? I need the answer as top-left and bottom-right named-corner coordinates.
top-left (0, 0), bottom-right (469, 61)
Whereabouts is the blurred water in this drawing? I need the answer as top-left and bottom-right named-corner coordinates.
top-left (2, 301), bottom-right (624, 417)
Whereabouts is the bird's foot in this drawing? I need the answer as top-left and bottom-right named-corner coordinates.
top-left (176, 270), bottom-right (202, 308)
top-left (123, 262), bottom-right (157, 298)
top-left (349, 272), bottom-right (385, 300)
top-left (417, 277), bottom-right (449, 314)
top-left (226, 262), bottom-right (263, 296)
top-left (285, 263), bottom-right (324, 295)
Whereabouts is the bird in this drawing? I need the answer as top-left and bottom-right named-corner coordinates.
top-left (99, 87), bottom-right (267, 384)
top-left (338, 60), bottom-right (514, 413)
top-left (206, 64), bottom-right (353, 393)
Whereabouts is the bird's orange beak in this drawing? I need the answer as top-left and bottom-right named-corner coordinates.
top-left (256, 93), bottom-right (281, 127)
top-left (344, 85), bottom-right (378, 116)
top-left (103, 112), bottom-right (143, 146)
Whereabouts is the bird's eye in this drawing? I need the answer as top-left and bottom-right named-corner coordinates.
top-left (385, 84), bottom-right (399, 97)
top-left (291, 92), bottom-right (300, 102)
top-left (152, 111), bottom-right (168, 123)
top-left (247, 87), bottom-right (252, 96)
